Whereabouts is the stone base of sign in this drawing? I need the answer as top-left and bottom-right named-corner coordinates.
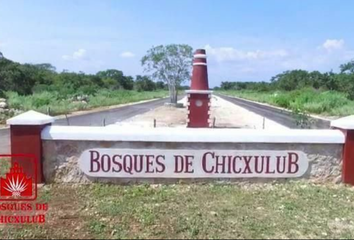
top-left (42, 140), bottom-right (342, 184)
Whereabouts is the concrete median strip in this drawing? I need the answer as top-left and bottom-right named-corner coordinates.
top-left (114, 95), bottom-right (289, 130)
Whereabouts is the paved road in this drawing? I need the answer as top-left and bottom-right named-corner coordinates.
top-left (216, 94), bottom-right (331, 129)
top-left (1, 93), bottom-right (331, 154)
top-left (0, 129), bottom-right (9, 154)
top-left (54, 97), bottom-right (171, 126)
top-left (0, 97), bottom-right (172, 154)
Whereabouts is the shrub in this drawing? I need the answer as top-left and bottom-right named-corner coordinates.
top-left (6, 91), bottom-right (24, 109)
top-left (30, 91), bottom-right (56, 108)
top-left (302, 102), bottom-right (325, 114)
top-left (219, 88), bottom-right (354, 116)
top-left (78, 85), bottom-right (98, 96)
top-left (135, 77), bottom-right (156, 92)
top-left (0, 89), bottom-right (5, 98)
top-left (273, 94), bottom-right (292, 108)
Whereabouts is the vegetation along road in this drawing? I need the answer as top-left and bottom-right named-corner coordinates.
top-left (0, 96), bottom-right (176, 154)
top-left (217, 94), bottom-right (331, 129)
top-left (54, 97), bottom-right (173, 126)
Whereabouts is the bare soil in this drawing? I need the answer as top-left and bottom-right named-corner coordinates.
top-left (1, 180), bottom-right (354, 239)
top-left (115, 95), bottom-right (288, 130)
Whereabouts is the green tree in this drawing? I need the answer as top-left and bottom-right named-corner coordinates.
top-left (271, 70), bottom-right (310, 91)
top-left (155, 81), bottom-right (166, 89)
top-left (135, 75), bottom-right (156, 92)
top-left (0, 55), bottom-right (141, 96)
top-left (96, 69), bottom-right (134, 90)
top-left (308, 71), bottom-right (323, 89)
top-left (0, 59), bottom-right (37, 95)
top-left (124, 76), bottom-right (134, 90)
top-left (141, 44), bottom-right (193, 104)
top-left (334, 73), bottom-right (354, 99)
top-left (340, 60), bottom-right (354, 74)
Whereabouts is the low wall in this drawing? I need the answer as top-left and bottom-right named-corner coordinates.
top-left (41, 126), bottom-right (344, 184)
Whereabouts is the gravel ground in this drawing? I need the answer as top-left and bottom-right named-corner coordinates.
top-left (114, 95), bottom-right (288, 130)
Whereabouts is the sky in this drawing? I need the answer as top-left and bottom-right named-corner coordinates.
top-left (1, 0), bottom-right (354, 87)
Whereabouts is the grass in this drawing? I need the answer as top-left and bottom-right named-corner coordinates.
top-left (1, 182), bottom-right (354, 239)
top-left (0, 90), bottom-right (168, 123)
top-left (0, 157), bottom-right (11, 177)
top-left (218, 88), bottom-right (354, 117)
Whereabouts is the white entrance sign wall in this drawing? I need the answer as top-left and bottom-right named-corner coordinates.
top-left (79, 149), bottom-right (309, 178)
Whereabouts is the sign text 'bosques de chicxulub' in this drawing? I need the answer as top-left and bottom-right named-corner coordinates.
top-left (78, 149), bottom-right (309, 178)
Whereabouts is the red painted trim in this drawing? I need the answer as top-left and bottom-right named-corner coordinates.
top-left (187, 94), bottom-right (210, 128)
top-left (195, 49), bottom-right (206, 54)
top-left (188, 48), bottom-right (211, 127)
top-left (342, 130), bottom-right (354, 185)
top-left (190, 49), bottom-right (209, 91)
top-left (193, 58), bottom-right (207, 63)
top-left (0, 153), bottom-right (38, 201)
top-left (10, 124), bottom-right (50, 183)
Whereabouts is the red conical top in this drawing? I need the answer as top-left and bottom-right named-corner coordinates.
top-left (190, 49), bottom-right (209, 90)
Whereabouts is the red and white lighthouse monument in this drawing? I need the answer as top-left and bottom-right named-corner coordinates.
top-left (186, 49), bottom-right (213, 128)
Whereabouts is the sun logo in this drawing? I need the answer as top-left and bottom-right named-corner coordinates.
top-left (0, 163), bottom-right (33, 198)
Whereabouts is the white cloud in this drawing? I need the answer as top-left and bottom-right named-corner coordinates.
top-left (120, 51), bottom-right (135, 58)
top-left (202, 40), bottom-right (354, 87)
top-left (322, 39), bottom-right (344, 51)
top-left (205, 44), bottom-right (288, 62)
top-left (62, 48), bottom-right (87, 60)
top-left (73, 49), bottom-right (86, 59)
